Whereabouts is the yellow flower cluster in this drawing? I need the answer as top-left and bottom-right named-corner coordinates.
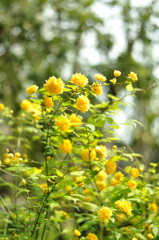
top-left (44, 96), bottom-right (54, 108)
top-left (59, 139), bottom-right (73, 153)
top-left (98, 206), bottom-right (112, 221)
top-left (69, 113), bottom-right (82, 127)
top-left (151, 202), bottom-right (158, 212)
top-left (40, 183), bottom-right (49, 194)
top-left (0, 103), bottom-right (4, 111)
top-left (55, 117), bottom-right (71, 132)
top-left (105, 160), bottom-right (116, 175)
top-left (71, 73), bottom-right (88, 87)
top-left (44, 76), bottom-right (64, 95)
top-left (3, 150), bottom-right (24, 165)
top-left (95, 145), bottom-right (107, 159)
top-left (81, 148), bottom-right (96, 162)
top-left (76, 95), bottom-right (90, 113)
top-left (26, 85), bottom-right (38, 95)
top-left (131, 168), bottom-right (139, 178)
top-left (129, 72), bottom-right (138, 81)
top-left (128, 180), bottom-right (137, 189)
top-left (115, 200), bottom-right (132, 215)
top-left (95, 74), bottom-right (106, 82)
top-left (20, 99), bottom-right (32, 110)
top-left (95, 169), bottom-right (107, 191)
top-left (86, 233), bottom-right (98, 240)
top-left (91, 82), bottom-right (103, 95)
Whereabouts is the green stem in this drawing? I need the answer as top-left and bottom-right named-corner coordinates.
top-left (0, 196), bottom-right (16, 225)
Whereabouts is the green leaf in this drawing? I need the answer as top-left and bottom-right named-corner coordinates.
top-left (48, 201), bottom-right (60, 209)
top-left (107, 94), bottom-right (120, 100)
top-left (70, 171), bottom-right (85, 176)
top-left (64, 196), bottom-right (81, 204)
top-left (110, 155), bottom-right (122, 162)
top-left (126, 82), bottom-right (134, 91)
top-left (56, 169), bottom-right (64, 177)
top-left (85, 124), bottom-right (95, 133)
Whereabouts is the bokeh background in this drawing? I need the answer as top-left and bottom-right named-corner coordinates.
top-left (0, 0), bottom-right (159, 162)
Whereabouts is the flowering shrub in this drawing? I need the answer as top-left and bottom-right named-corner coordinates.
top-left (0, 71), bottom-right (158, 240)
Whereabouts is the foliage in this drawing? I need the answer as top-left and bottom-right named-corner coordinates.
top-left (0, 71), bottom-right (158, 240)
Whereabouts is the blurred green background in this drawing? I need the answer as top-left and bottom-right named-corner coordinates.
top-left (0, 0), bottom-right (159, 160)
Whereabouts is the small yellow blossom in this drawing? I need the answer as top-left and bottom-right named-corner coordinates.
top-left (76, 95), bottom-right (90, 113)
top-left (129, 72), bottom-right (138, 81)
top-left (84, 189), bottom-right (90, 194)
top-left (128, 180), bottom-right (137, 189)
top-left (105, 160), bottom-right (116, 175)
top-left (46, 108), bottom-right (51, 113)
top-left (44, 97), bottom-right (54, 108)
top-left (40, 183), bottom-right (49, 194)
top-left (115, 171), bottom-right (123, 181)
top-left (131, 168), bottom-right (139, 178)
top-left (74, 230), bottom-right (81, 237)
top-left (132, 238), bottom-right (137, 240)
top-left (0, 103), bottom-right (4, 111)
top-left (86, 233), bottom-right (98, 240)
top-left (81, 148), bottom-right (96, 162)
top-left (44, 76), bottom-right (64, 95)
top-left (55, 117), bottom-right (71, 132)
top-left (15, 152), bottom-right (21, 158)
top-left (20, 99), bottom-right (32, 110)
top-left (147, 234), bottom-right (154, 239)
top-left (69, 113), bottom-right (82, 127)
top-left (71, 73), bottom-right (88, 87)
top-left (4, 158), bottom-right (11, 165)
top-left (114, 70), bottom-right (121, 77)
top-left (21, 179), bottom-right (26, 186)
top-left (59, 139), bottom-right (73, 153)
top-left (116, 213), bottom-right (127, 223)
top-left (151, 202), bottom-right (158, 213)
top-left (98, 206), bottom-right (112, 221)
top-left (95, 170), bottom-right (107, 181)
top-left (96, 180), bottom-right (106, 191)
top-left (115, 200), bottom-right (132, 215)
top-left (91, 82), bottom-right (103, 95)
top-left (95, 74), bottom-right (106, 82)
top-left (76, 178), bottom-right (84, 188)
top-left (26, 85), bottom-right (38, 95)
top-left (96, 146), bottom-right (107, 159)
top-left (111, 178), bottom-right (119, 186)
top-left (47, 156), bottom-right (51, 160)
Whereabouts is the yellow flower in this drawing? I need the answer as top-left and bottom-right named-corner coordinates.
top-left (91, 82), bottom-right (103, 95)
top-left (20, 99), bottom-right (32, 110)
top-left (147, 234), bottom-right (154, 239)
top-left (86, 233), bottom-right (98, 240)
top-left (95, 170), bottom-right (107, 181)
top-left (129, 72), bottom-right (138, 81)
top-left (84, 189), bottom-right (90, 194)
top-left (44, 97), bottom-right (54, 108)
top-left (114, 70), bottom-right (121, 77)
top-left (76, 95), bottom-right (90, 113)
top-left (116, 213), bottom-right (127, 223)
top-left (115, 200), bottom-right (132, 215)
top-left (55, 117), bottom-right (71, 132)
top-left (76, 178), bottom-right (84, 188)
top-left (4, 158), bottom-right (11, 165)
top-left (69, 113), bottom-right (82, 127)
top-left (59, 139), bottom-right (73, 153)
top-left (98, 206), bottom-right (112, 221)
top-left (95, 74), bottom-right (106, 82)
top-left (131, 168), bottom-right (139, 178)
top-left (44, 76), bottom-right (64, 95)
top-left (132, 238), bottom-right (137, 240)
top-left (151, 202), bottom-right (158, 213)
top-left (21, 179), bottom-right (26, 186)
top-left (40, 183), bottom-right (49, 194)
top-left (96, 146), bottom-right (107, 159)
top-left (105, 160), bottom-right (116, 175)
top-left (96, 180), bottom-right (106, 191)
top-left (115, 171), bottom-right (123, 181)
top-left (128, 180), bottom-right (137, 189)
top-left (81, 148), bottom-right (96, 162)
top-left (26, 85), bottom-right (38, 95)
top-left (110, 78), bottom-right (117, 85)
top-left (0, 103), bottom-right (4, 111)
top-left (71, 73), bottom-right (88, 87)
top-left (74, 230), bottom-right (81, 237)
